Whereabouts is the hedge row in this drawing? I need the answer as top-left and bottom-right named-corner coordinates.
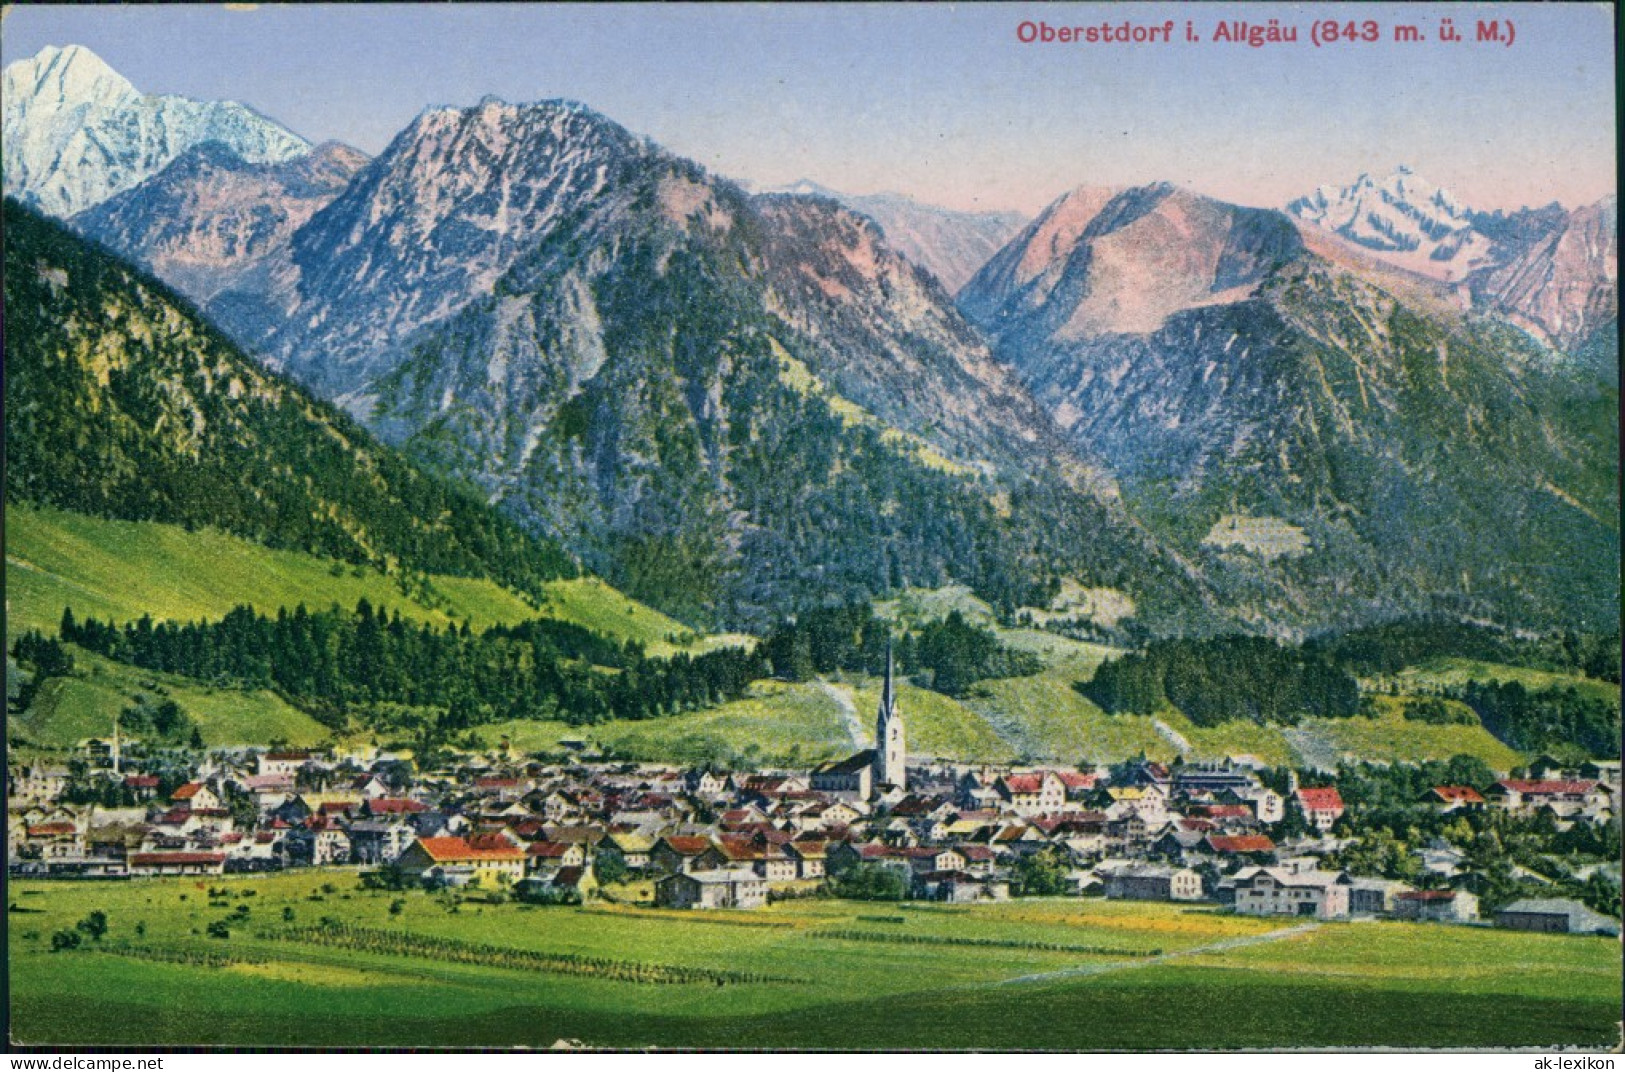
top-left (95, 943), bottom-right (263, 970)
top-left (810, 929), bottom-right (1160, 956)
top-left (263, 922), bottom-right (806, 986)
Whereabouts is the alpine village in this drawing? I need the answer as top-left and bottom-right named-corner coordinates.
top-left (3, 40), bottom-right (1620, 1050)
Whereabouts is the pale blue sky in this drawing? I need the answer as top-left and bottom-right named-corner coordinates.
top-left (2, 2), bottom-right (1615, 214)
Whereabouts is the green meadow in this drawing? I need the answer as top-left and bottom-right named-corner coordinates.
top-left (13, 650), bottom-right (331, 750)
top-left (1291, 696), bottom-right (1527, 772)
top-left (1390, 658), bottom-right (1622, 705)
top-left (4, 505), bottom-right (722, 656)
top-left (8, 872), bottom-right (1619, 1049)
top-left (477, 679), bottom-right (858, 765)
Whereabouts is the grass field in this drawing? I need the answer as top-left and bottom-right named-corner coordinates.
top-left (964, 658), bottom-right (1173, 764)
top-left (1290, 696), bottom-right (1526, 773)
top-left (476, 680), bottom-right (857, 765)
top-left (4, 506), bottom-right (725, 657)
top-left (4, 505), bottom-right (537, 640)
top-left (1157, 706), bottom-right (1297, 767)
top-left (8, 872), bottom-right (1619, 1049)
top-left (838, 678), bottom-right (1017, 762)
top-left (1389, 658), bottom-right (1622, 705)
top-left (12, 650), bottom-right (332, 750)
top-left (1201, 514), bottom-right (1311, 559)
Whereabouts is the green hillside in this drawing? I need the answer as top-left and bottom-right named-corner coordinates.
top-left (1390, 658), bottom-right (1621, 705)
top-left (5, 505), bottom-right (719, 657)
top-left (13, 650), bottom-right (331, 750)
top-left (477, 674), bottom-right (1020, 767)
top-left (1288, 696), bottom-right (1525, 773)
top-left (962, 657), bottom-right (1171, 764)
top-left (5, 505), bottom-right (535, 641)
top-left (839, 678), bottom-right (1016, 762)
top-left (4, 198), bottom-right (574, 601)
top-left (477, 680), bottom-right (854, 766)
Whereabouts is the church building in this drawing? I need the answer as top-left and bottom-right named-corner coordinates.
top-left (809, 644), bottom-right (907, 801)
top-left (872, 644), bottom-right (906, 792)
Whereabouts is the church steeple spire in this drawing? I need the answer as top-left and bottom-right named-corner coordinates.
top-left (881, 640), bottom-right (896, 716)
top-left (873, 637), bottom-right (905, 792)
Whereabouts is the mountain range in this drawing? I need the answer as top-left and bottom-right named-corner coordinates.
top-left (964, 182), bottom-right (1618, 633)
top-left (4, 198), bottom-right (576, 601)
top-left (3, 45), bottom-right (1617, 639)
top-left (1288, 166), bottom-right (1617, 361)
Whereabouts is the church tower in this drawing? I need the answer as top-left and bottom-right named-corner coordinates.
top-left (873, 642), bottom-right (906, 792)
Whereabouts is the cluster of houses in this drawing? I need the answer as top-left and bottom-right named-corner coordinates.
top-left (7, 676), bottom-right (1619, 935)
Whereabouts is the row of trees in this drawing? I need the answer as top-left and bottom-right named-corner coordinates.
top-left (48, 601), bottom-right (762, 729)
top-left (1305, 617), bottom-right (1621, 683)
top-left (1458, 681), bottom-right (1621, 759)
top-left (1081, 635), bottom-right (1360, 727)
top-left (761, 604), bottom-right (1042, 696)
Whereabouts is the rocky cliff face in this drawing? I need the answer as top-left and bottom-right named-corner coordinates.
top-left (263, 98), bottom-right (651, 404)
top-left (2, 45), bottom-right (311, 218)
top-left (1466, 195), bottom-right (1618, 361)
top-left (964, 182), bottom-right (1619, 633)
top-left (764, 181), bottom-right (1027, 295)
top-left (961, 183), bottom-right (1306, 343)
top-left (350, 104), bottom-right (1195, 628)
top-left (72, 140), bottom-right (368, 342)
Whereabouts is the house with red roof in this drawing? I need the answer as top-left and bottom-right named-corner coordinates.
top-left (22, 820), bottom-right (83, 860)
top-left (784, 839), bottom-right (828, 879)
top-left (1294, 787), bottom-right (1345, 831)
top-left (1055, 771), bottom-right (1099, 799)
top-left (525, 839), bottom-right (587, 875)
top-left (1486, 780), bottom-right (1611, 820)
top-left (171, 781), bottom-right (221, 811)
top-left (1203, 833), bottom-right (1277, 858)
top-left (1422, 786), bottom-right (1486, 811)
top-left (996, 771), bottom-right (1064, 816)
top-left (650, 835), bottom-right (715, 875)
top-left (397, 835), bottom-right (525, 888)
top-left (128, 851), bottom-right (226, 877)
top-left (363, 797), bottom-right (428, 818)
top-left (122, 774), bottom-right (160, 800)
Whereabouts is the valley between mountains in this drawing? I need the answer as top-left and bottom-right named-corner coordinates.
top-left (3, 43), bottom-right (1618, 771)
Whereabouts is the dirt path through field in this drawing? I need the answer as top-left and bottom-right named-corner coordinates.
top-left (995, 920), bottom-right (1320, 987)
top-left (819, 680), bottom-right (866, 748)
top-left (1151, 718), bottom-right (1191, 755)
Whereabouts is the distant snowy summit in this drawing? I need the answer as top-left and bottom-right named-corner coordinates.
top-left (1288, 166), bottom-right (1616, 355)
top-left (2, 44), bottom-right (310, 217)
top-left (1286, 165), bottom-right (1490, 279)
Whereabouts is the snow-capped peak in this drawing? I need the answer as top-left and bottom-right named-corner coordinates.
top-left (2, 43), bottom-right (310, 217)
top-left (8, 43), bottom-right (139, 110)
top-left (1286, 165), bottom-right (1487, 279)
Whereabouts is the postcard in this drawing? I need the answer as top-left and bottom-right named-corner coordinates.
top-left (3, 1), bottom-right (1619, 1055)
